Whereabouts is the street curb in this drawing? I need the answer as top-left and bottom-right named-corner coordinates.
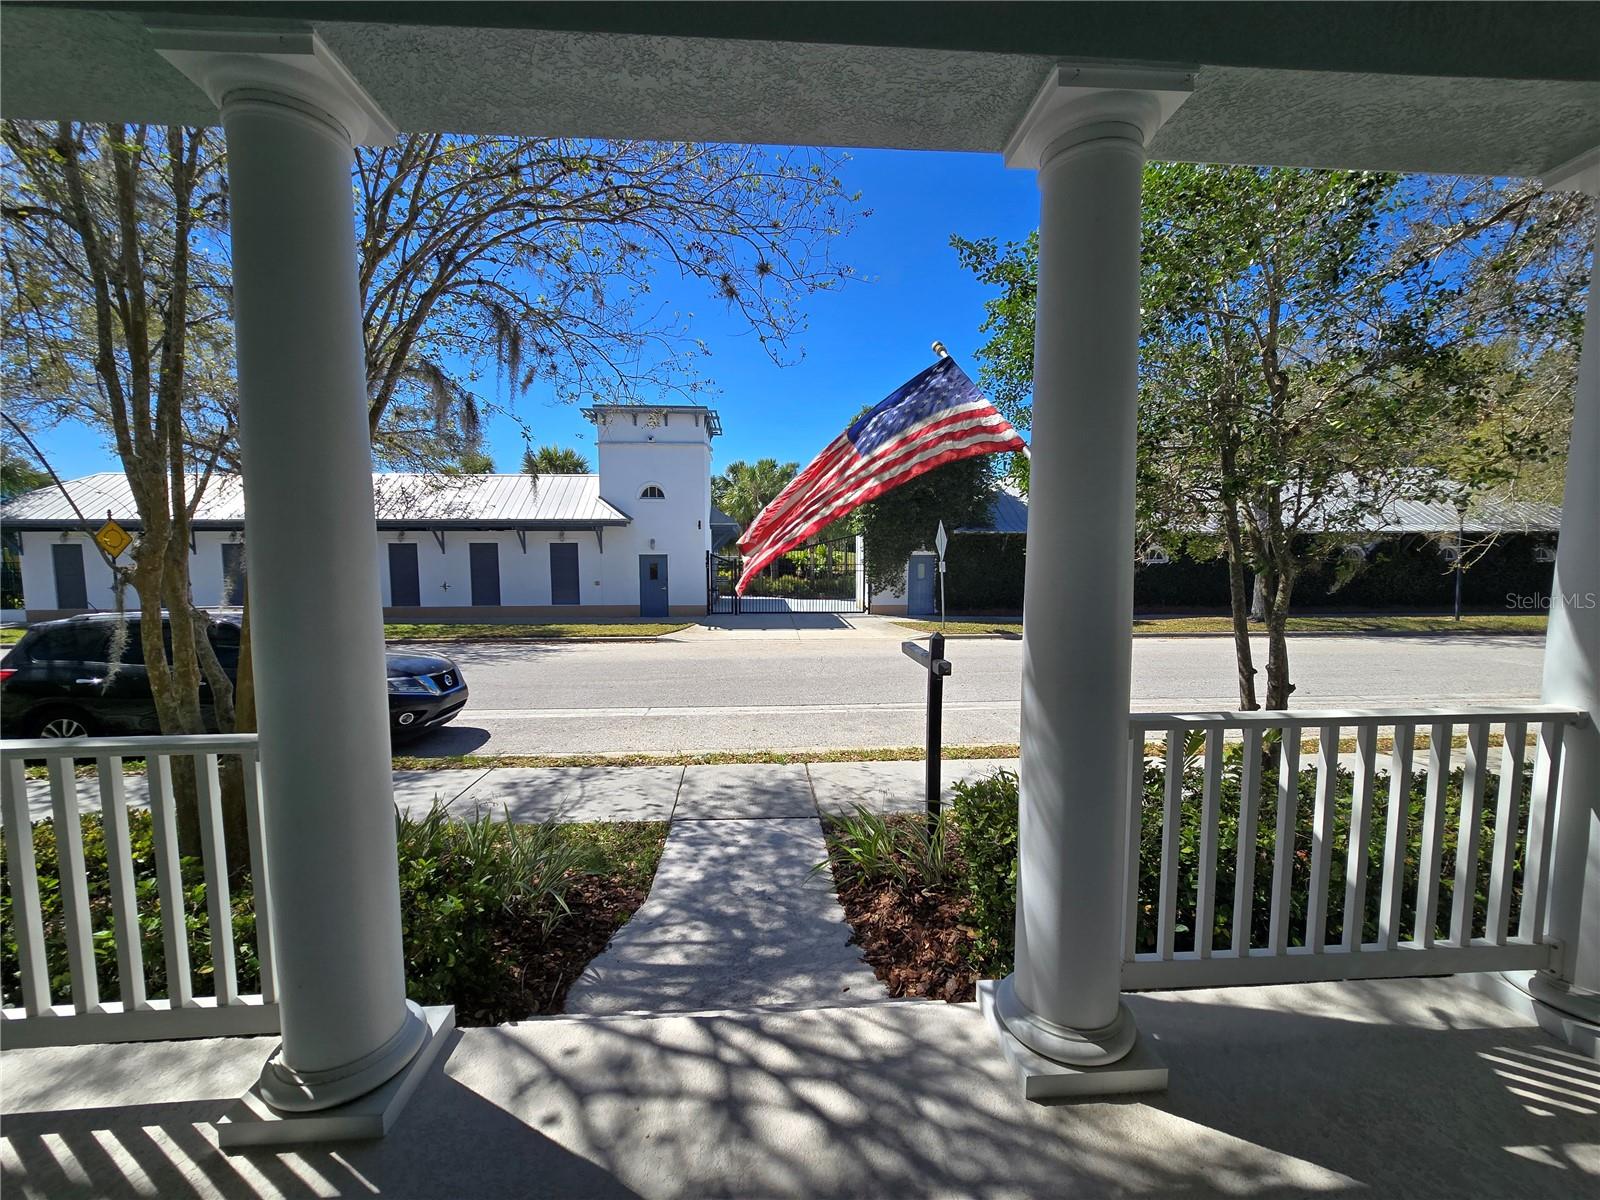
top-left (384, 635), bottom-right (672, 647)
top-left (899, 627), bottom-right (1545, 641)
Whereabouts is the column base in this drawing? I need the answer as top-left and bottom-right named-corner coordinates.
top-left (979, 980), bottom-right (1167, 1101)
top-left (1463, 971), bottom-right (1600, 1061)
top-left (216, 1004), bottom-right (454, 1148)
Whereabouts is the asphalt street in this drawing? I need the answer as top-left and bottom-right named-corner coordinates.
top-left (401, 627), bottom-right (1547, 757)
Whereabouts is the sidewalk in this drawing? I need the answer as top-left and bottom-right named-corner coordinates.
top-left (664, 612), bottom-right (912, 641)
top-left (16, 756), bottom-right (1017, 824)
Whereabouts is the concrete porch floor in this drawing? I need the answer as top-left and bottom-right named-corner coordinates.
top-left (3, 977), bottom-right (1597, 1199)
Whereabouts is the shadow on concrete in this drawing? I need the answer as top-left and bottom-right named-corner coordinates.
top-left (399, 724), bottom-right (493, 758)
top-left (564, 813), bottom-right (881, 1014)
top-left (2, 979), bottom-right (1593, 1197)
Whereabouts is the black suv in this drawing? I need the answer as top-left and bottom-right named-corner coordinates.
top-left (1, 611), bottom-right (468, 742)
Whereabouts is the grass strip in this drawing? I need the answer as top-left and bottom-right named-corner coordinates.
top-left (899, 614), bottom-right (1548, 638)
top-left (384, 621), bottom-right (691, 641)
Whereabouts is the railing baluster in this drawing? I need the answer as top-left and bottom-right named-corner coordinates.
top-left (49, 755), bottom-right (100, 1013)
top-left (193, 752), bottom-right (238, 1006)
top-left (1449, 721), bottom-right (1490, 945)
top-left (1305, 725), bottom-right (1340, 953)
top-left (96, 755), bottom-right (147, 1011)
top-left (1268, 726), bottom-right (1301, 956)
top-left (1415, 721), bottom-right (1453, 946)
top-left (147, 753), bottom-right (193, 1008)
top-left (1517, 720), bottom-right (1566, 944)
top-left (2, 757), bottom-right (52, 1016)
top-left (1340, 723), bottom-right (1378, 951)
top-left (1485, 720), bottom-right (1528, 944)
top-left (1231, 726), bottom-right (1263, 955)
top-left (1124, 726), bottom-right (1144, 962)
top-left (241, 749), bottom-right (276, 1003)
top-left (1156, 732), bottom-right (1184, 959)
top-left (1376, 722), bottom-right (1415, 950)
top-left (1196, 728), bottom-right (1223, 958)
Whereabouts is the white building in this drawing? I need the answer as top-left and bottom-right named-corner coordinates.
top-left (2, 403), bottom-right (722, 621)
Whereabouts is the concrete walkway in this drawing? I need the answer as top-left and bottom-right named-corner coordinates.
top-left (556, 758), bottom-right (1020, 1014)
top-left (564, 761), bottom-right (910, 1014)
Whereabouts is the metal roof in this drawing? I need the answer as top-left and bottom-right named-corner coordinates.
top-left (0, 473), bottom-right (631, 530)
top-left (956, 488), bottom-right (1030, 535)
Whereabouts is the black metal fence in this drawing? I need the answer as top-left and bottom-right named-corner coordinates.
top-left (707, 534), bottom-right (865, 614)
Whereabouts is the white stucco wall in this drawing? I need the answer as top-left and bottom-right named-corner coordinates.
top-left (19, 529), bottom-right (243, 613)
top-left (376, 528), bottom-right (605, 609)
top-left (17, 407), bottom-right (717, 618)
top-left (593, 410), bottom-right (713, 612)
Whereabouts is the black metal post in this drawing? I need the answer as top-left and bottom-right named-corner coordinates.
top-left (901, 634), bottom-right (953, 831)
top-left (926, 631), bottom-right (944, 828)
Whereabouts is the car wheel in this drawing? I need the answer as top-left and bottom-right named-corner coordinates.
top-left (28, 708), bottom-right (96, 740)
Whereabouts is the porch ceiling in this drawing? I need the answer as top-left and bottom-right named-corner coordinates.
top-left (4, 3), bottom-right (1598, 177)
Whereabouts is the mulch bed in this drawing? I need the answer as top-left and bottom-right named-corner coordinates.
top-left (462, 874), bottom-right (651, 1025)
top-left (832, 874), bottom-right (978, 1003)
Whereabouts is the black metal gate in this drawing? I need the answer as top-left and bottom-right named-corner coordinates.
top-left (706, 535), bottom-right (865, 614)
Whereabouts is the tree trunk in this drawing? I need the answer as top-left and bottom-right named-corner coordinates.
top-left (1250, 573), bottom-right (1269, 622)
top-left (216, 594), bottom-right (257, 879)
top-left (1263, 569), bottom-right (1297, 710)
top-left (1219, 497), bottom-right (1259, 710)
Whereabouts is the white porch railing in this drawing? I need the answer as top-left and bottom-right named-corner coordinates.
top-left (1, 734), bottom-right (279, 1048)
top-left (1122, 705), bottom-right (1584, 990)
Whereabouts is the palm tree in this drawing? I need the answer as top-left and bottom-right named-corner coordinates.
top-left (522, 444), bottom-right (592, 474)
top-left (712, 458), bottom-right (800, 529)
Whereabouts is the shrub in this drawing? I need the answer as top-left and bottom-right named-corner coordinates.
top-left (938, 750), bottom-right (1527, 980)
top-left (823, 805), bottom-right (957, 891)
top-left (949, 769), bottom-right (1019, 978)
top-left (2, 801), bottom-right (666, 1020)
top-left (0, 809), bottom-right (259, 1008)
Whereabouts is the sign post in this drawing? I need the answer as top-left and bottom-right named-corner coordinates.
top-left (901, 632), bottom-right (953, 830)
top-left (934, 519), bottom-right (948, 628)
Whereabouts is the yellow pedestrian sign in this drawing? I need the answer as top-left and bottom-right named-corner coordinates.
top-left (94, 518), bottom-right (133, 560)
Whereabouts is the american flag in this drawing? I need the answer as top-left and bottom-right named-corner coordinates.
top-left (736, 357), bottom-right (1026, 594)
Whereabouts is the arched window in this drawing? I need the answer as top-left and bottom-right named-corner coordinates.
top-left (639, 484), bottom-right (666, 500)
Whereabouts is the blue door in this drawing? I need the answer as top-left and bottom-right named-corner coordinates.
top-left (550, 542), bottom-right (580, 605)
top-left (908, 553), bottom-right (937, 616)
top-left (388, 542), bottom-right (421, 607)
top-left (639, 554), bottom-right (669, 618)
top-left (51, 543), bottom-right (88, 609)
top-left (221, 542), bottom-right (247, 606)
top-left (469, 542), bottom-right (501, 606)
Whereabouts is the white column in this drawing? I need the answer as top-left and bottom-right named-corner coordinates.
top-left (992, 68), bottom-right (1191, 1075)
top-left (1531, 149), bottom-right (1600, 1031)
top-left (156, 32), bottom-right (429, 1112)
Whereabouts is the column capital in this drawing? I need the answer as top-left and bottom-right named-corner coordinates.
top-left (1541, 145), bottom-right (1600, 196)
top-left (1004, 63), bottom-right (1195, 170)
top-left (151, 25), bottom-right (396, 147)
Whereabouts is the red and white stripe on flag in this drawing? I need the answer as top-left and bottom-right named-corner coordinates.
top-left (735, 358), bottom-right (1025, 594)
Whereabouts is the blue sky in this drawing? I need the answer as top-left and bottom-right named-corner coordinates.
top-left (41, 147), bottom-right (1042, 479)
top-left (484, 147), bottom-right (1042, 475)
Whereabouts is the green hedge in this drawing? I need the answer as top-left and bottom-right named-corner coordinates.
top-left (949, 749), bottom-right (1529, 979)
top-left (943, 534), bottom-right (1027, 614)
top-left (952, 533), bottom-right (1558, 615)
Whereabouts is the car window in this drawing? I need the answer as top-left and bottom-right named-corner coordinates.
top-left (208, 622), bottom-right (241, 671)
top-left (30, 624), bottom-right (114, 662)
